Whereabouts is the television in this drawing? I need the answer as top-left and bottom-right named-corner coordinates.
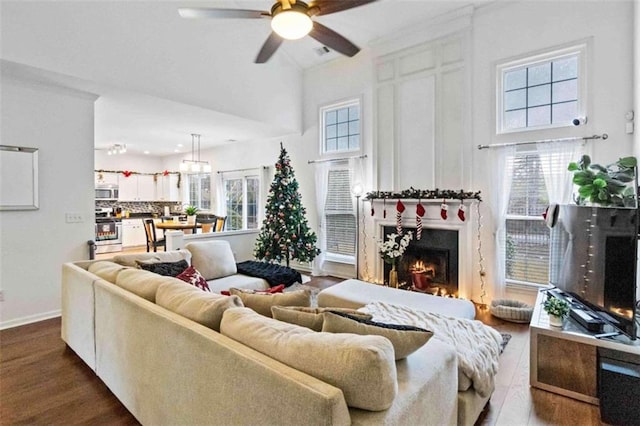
top-left (557, 205), bottom-right (638, 340)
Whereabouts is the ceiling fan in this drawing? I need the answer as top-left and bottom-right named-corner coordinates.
top-left (179, 0), bottom-right (379, 63)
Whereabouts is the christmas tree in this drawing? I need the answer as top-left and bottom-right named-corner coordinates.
top-left (254, 143), bottom-right (320, 267)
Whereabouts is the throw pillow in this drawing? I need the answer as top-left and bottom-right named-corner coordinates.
top-left (112, 251), bottom-right (192, 268)
top-left (228, 288), bottom-right (311, 317)
top-left (220, 307), bottom-right (397, 411)
top-left (271, 306), bottom-right (373, 332)
top-left (137, 259), bottom-right (189, 277)
top-left (115, 268), bottom-right (179, 302)
top-left (176, 266), bottom-right (211, 292)
top-left (221, 284), bottom-right (285, 296)
top-left (321, 311), bottom-right (433, 360)
top-left (156, 280), bottom-right (243, 332)
top-left (184, 240), bottom-right (237, 280)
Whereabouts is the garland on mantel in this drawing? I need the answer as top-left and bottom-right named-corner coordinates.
top-left (365, 188), bottom-right (482, 201)
top-left (95, 169), bottom-right (181, 188)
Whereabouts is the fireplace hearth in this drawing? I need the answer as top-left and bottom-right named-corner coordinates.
top-left (383, 226), bottom-right (459, 296)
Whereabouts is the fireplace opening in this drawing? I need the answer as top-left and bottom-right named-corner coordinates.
top-left (383, 226), bottom-right (458, 296)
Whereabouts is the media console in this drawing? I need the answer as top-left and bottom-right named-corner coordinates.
top-left (530, 290), bottom-right (640, 410)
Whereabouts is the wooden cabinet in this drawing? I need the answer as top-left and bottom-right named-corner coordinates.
top-left (530, 291), bottom-right (640, 405)
top-left (118, 175), bottom-right (156, 201)
top-left (157, 174), bottom-right (181, 202)
top-left (95, 171), bottom-right (119, 187)
top-left (121, 219), bottom-right (147, 247)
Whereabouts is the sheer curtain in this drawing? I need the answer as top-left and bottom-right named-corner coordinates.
top-left (349, 157), bottom-right (365, 279)
top-left (215, 172), bottom-right (227, 217)
top-left (490, 145), bottom-right (516, 299)
top-left (312, 162), bottom-right (330, 276)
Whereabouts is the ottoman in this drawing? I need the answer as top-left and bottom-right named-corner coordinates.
top-left (317, 279), bottom-right (476, 320)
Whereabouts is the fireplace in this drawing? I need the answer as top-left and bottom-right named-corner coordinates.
top-left (383, 226), bottom-right (459, 296)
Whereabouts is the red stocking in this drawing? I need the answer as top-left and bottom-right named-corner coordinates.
top-left (440, 200), bottom-right (448, 220)
top-left (416, 202), bottom-right (425, 240)
top-left (396, 200), bottom-right (405, 235)
top-left (457, 203), bottom-right (466, 222)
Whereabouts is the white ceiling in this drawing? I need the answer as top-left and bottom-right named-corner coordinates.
top-left (1, 0), bottom-right (483, 156)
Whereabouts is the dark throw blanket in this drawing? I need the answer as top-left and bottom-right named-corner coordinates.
top-left (236, 261), bottom-right (302, 288)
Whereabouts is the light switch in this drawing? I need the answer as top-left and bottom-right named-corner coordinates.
top-left (65, 212), bottom-right (84, 223)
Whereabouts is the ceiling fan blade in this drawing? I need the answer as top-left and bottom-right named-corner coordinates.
top-left (308, 22), bottom-right (359, 57)
top-left (178, 8), bottom-right (268, 19)
top-left (255, 32), bottom-right (284, 63)
top-left (308, 0), bottom-right (378, 16)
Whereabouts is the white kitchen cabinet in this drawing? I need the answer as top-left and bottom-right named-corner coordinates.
top-left (95, 171), bottom-right (119, 187)
top-left (121, 218), bottom-right (147, 247)
top-left (118, 174), bottom-right (156, 201)
top-left (157, 174), bottom-right (182, 202)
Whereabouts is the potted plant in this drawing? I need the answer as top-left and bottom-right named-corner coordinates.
top-left (184, 205), bottom-right (198, 225)
top-left (376, 231), bottom-right (413, 288)
top-left (543, 295), bottom-right (570, 327)
top-left (568, 155), bottom-right (637, 207)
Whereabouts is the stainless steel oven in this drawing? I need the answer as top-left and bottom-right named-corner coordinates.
top-left (95, 208), bottom-right (122, 253)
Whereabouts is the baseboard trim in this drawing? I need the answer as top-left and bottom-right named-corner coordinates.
top-left (0, 310), bottom-right (61, 330)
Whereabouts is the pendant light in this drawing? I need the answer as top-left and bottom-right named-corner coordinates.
top-left (180, 133), bottom-right (211, 173)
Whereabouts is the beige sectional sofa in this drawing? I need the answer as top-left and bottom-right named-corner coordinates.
top-left (62, 248), bottom-right (460, 425)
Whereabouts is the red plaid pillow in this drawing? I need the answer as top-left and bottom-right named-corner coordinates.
top-left (176, 266), bottom-right (210, 292)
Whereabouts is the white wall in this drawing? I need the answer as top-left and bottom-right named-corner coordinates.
top-left (0, 75), bottom-right (97, 328)
top-left (471, 1), bottom-right (635, 305)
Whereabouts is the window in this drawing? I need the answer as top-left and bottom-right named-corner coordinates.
top-left (497, 43), bottom-right (586, 133)
top-left (185, 173), bottom-right (211, 210)
top-left (224, 174), bottom-right (260, 231)
top-left (320, 99), bottom-right (361, 155)
top-left (324, 166), bottom-right (356, 261)
top-left (504, 151), bottom-right (568, 287)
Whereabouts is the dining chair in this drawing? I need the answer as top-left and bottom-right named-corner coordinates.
top-left (143, 219), bottom-right (166, 252)
top-left (215, 215), bottom-right (227, 232)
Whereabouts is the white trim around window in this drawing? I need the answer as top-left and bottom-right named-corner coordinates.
top-left (319, 97), bottom-right (363, 158)
top-left (496, 41), bottom-right (588, 134)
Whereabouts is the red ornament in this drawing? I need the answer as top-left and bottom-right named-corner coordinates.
top-left (122, 171), bottom-right (132, 178)
top-left (163, 170), bottom-right (169, 176)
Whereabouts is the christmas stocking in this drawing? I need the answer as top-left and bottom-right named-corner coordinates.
top-left (383, 199), bottom-right (387, 219)
top-left (440, 200), bottom-right (448, 220)
top-left (457, 203), bottom-right (466, 222)
top-left (396, 200), bottom-right (405, 235)
top-left (416, 202), bottom-right (425, 240)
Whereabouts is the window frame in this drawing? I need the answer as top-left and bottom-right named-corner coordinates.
top-left (323, 162), bottom-right (357, 265)
top-left (496, 42), bottom-right (588, 134)
top-left (319, 97), bottom-right (363, 158)
top-left (183, 172), bottom-right (211, 211)
top-left (222, 171), bottom-right (261, 231)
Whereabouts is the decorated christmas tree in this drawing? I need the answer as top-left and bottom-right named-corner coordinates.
top-left (254, 143), bottom-right (320, 267)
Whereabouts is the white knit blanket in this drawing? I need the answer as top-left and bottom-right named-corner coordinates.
top-left (360, 301), bottom-right (503, 397)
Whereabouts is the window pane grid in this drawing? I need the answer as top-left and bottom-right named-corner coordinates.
top-left (187, 174), bottom-right (211, 210)
top-left (323, 102), bottom-right (360, 153)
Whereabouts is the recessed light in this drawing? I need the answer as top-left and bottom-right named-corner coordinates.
top-left (144, 150), bottom-right (150, 155)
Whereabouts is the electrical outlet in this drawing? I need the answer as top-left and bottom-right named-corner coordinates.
top-left (65, 212), bottom-right (84, 223)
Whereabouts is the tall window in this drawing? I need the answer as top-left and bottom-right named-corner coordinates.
top-left (185, 173), bottom-right (211, 210)
top-left (324, 166), bottom-right (356, 261)
top-left (224, 174), bottom-right (260, 231)
top-left (497, 43), bottom-right (586, 133)
top-left (320, 99), bottom-right (361, 155)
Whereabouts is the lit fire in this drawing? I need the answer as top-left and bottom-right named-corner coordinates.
top-left (611, 307), bottom-right (634, 319)
top-left (411, 260), bottom-right (435, 276)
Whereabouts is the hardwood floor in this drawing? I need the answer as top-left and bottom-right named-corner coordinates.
top-left (1, 281), bottom-right (603, 425)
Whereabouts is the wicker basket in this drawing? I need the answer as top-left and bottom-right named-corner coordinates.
top-left (490, 299), bottom-right (533, 323)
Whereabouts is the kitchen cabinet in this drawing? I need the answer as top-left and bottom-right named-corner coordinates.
top-left (95, 171), bottom-right (119, 187)
top-left (157, 174), bottom-right (182, 202)
top-left (121, 218), bottom-right (147, 247)
top-left (118, 174), bottom-right (156, 201)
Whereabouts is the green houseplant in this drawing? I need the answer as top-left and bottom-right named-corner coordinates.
top-left (184, 205), bottom-right (198, 225)
top-left (568, 155), bottom-right (637, 207)
top-left (543, 295), bottom-right (570, 327)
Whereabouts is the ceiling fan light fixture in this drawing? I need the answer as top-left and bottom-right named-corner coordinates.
top-left (271, 10), bottom-right (312, 40)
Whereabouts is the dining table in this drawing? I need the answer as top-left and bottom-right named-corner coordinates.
top-left (155, 221), bottom-right (201, 234)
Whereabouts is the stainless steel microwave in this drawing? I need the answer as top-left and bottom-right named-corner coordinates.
top-left (95, 186), bottom-right (119, 200)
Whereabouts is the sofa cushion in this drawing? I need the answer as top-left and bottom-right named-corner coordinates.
top-left (220, 307), bottom-right (397, 411)
top-left (176, 266), bottom-right (210, 292)
top-left (113, 250), bottom-right (192, 268)
top-left (114, 268), bottom-right (179, 302)
top-left (322, 311), bottom-right (433, 360)
top-left (156, 280), bottom-right (243, 332)
top-left (206, 274), bottom-right (270, 294)
top-left (88, 261), bottom-right (129, 283)
top-left (271, 306), bottom-right (373, 332)
top-left (228, 288), bottom-right (311, 317)
top-left (185, 240), bottom-right (237, 280)
top-left (137, 259), bottom-right (189, 277)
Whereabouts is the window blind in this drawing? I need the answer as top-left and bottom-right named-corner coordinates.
top-left (325, 169), bottom-right (355, 257)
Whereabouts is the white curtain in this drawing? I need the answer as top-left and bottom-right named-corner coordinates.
top-left (349, 157), bottom-right (365, 279)
top-left (215, 172), bottom-right (227, 217)
top-left (312, 161), bottom-right (330, 276)
top-left (537, 140), bottom-right (584, 205)
top-left (490, 145), bottom-right (516, 299)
